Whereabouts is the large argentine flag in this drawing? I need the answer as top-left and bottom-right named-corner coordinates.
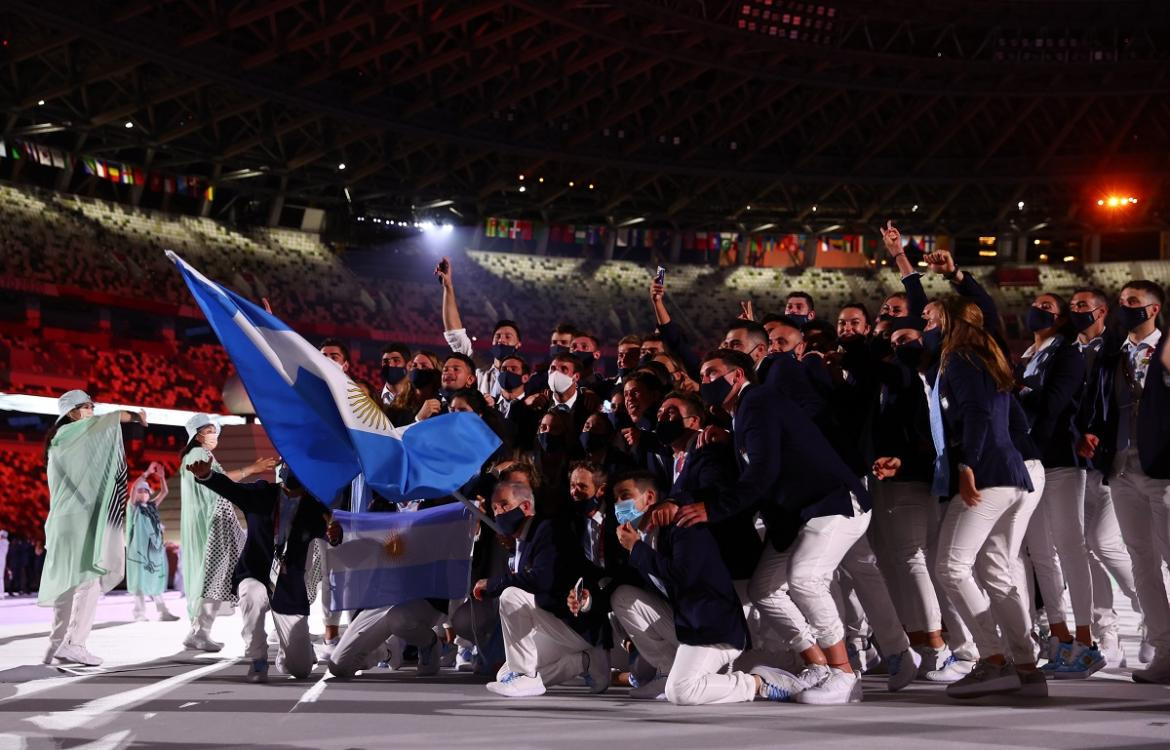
top-left (328, 504), bottom-right (476, 610)
top-left (167, 251), bottom-right (501, 503)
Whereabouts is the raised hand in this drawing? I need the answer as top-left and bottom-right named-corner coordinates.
top-left (186, 459), bottom-right (213, 480)
top-left (924, 249), bottom-right (956, 275)
top-left (434, 256), bottom-right (453, 288)
top-left (247, 456), bottom-right (278, 477)
top-left (738, 300), bottom-right (755, 321)
top-left (880, 220), bottom-right (902, 255)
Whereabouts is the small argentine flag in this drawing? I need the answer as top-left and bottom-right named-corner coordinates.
top-left (329, 504), bottom-right (476, 610)
top-left (167, 251), bottom-right (501, 504)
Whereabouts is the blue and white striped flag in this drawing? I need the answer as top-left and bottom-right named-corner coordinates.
top-left (328, 504), bottom-right (476, 610)
top-left (167, 251), bottom-right (501, 504)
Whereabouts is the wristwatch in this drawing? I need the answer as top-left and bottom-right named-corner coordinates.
top-left (942, 268), bottom-right (960, 281)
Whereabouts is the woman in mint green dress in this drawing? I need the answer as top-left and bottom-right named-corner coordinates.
top-left (126, 462), bottom-right (179, 622)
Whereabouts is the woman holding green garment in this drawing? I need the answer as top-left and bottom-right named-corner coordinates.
top-left (40, 390), bottom-right (147, 667)
top-left (126, 462), bottom-right (179, 622)
top-left (180, 414), bottom-right (276, 651)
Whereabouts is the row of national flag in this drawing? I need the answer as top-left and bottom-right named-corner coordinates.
top-left (0, 138), bottom-right (213, 201)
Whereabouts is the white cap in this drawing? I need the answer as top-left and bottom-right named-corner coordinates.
top-left (57, 390), bottom-right (93, 418)
top-left (185, 413), bottom-right (221, 442)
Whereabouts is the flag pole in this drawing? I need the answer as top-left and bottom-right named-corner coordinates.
top-left (451, 490), bottom-right (504, 536)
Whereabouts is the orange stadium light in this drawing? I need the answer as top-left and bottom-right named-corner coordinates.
top-left (1099, 194), bottom-right (1138, 208)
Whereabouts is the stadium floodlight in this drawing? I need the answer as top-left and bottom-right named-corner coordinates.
top-left (1018, 201), bottom-right (1025, 210)
top-left (338, 162), bottom-right (346, 170)
top-left (519, 185), bottom-right (526, 192)
top-left (37, 99), bottom-right (45, 106)
top-left (419, 220), bottom-right (436, 232)
top-left (124, 121), bottom-right (133, 128)
top-left (440, 223), bottom-right (454, 233)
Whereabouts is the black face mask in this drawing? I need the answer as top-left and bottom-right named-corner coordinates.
top-left (381, 365), bottom-right (407, 386)
top-left (549, 344), bottom-right (569, 358)
top-left (894, 341), bottom-right (925, 369)
top-left (618, 366), bottom-right (635, 378)
top-left (579, 431), bottom-right (609, 452)
top-left (409, 368), bottom-right (439, 389)
top-left (438, 388), bottom-right (455, 402)
top-left (1118, 304), bottom-right (1151, 331)
top-left (490, 343), bottom-right (517, 361)
top-left (572, 350), bottom-right (595, 370)
top-left (537, 432), bottom-right (566, 454)
top-left (922, 327), bottom-right (943, 356)
top-left (575, 496), bottom-right (601, 516)
top-left (654, 417), bottom-right (689, 445)
top-left (786, 313), bottom-right (810, 327)
top-left (700, 375), bottom-right (733, 409)
top-left (1069, 310), bottom-right (1097, 333)
top-left (638, 353), bottom-right (656, 367)
top-left (1026, 306), bottom-right (1057, 333)
top-left (497, 370), bottom-right (524, 392)
top-left (494, 506), bottom-right (527, 536)
top-left (877, 313), bottom-right (896, 323)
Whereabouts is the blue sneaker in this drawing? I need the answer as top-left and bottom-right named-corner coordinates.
top-left (1040, 641), bottom-right (1072, 676)
top-left (1053, 642), bottom-right (1105, 680)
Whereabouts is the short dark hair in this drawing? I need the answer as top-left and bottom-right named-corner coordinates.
top-left (763, 313), bottom-right (805, 331)
top-left (786, 291), bottom-right (815, 310)
top-left (320, 337), bottom-right (350, 362)
top-left (801, 318), bottom-right (836, 339)
top-left (493, 319), bottom-right (522, 340)
top-left (626, 369), bottom-right (666, 394)
top-left (500, 354), bottom-right (530, 374)
top-left (569, 460), bottom-right (607, 487)
top-left (551, 353), bottom-right (582, 374)
top-left (662, 390), bottom-right (706, 422)
top-left (641, 333), bottom-right (664, 346)
top-left (1122, 279), bottom-right (1166, 306)
top-left (701, 348), bottom-right (758, 384)
top-left (725, 320), bottom-right (768, 348)
top-left (618, 334), bottom-right (643, 348)
top-left (450, 387), bottom-right (488, 415)
top-left (839, 301), bottom-right (872, 325)
top-left (552, 322), bottom-right (578, 337)
top-left (381, 342), bottom-right (411, 361)
top-left (572, 332), bottom-right (601, 349)
top-left (1072, 287), bottom-right (1110, 309)
top-left (445, 352), bottom-right (477, 372)
top-left (612, 469), bottom-right (660, 494)
top-left (883, 291), bottom-right (907, 303)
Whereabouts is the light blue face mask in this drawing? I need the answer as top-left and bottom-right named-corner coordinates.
top-left (614, 499), bottom-right (645, 526)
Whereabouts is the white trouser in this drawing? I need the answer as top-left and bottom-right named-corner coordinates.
top-left (871, 480), bottom-right (943, 633)
top-left (840, 534), bottom-right (912, 656)
top-left (1084, 469), bottom-right (1142, 637)
top-left (328, 600), bottom-right (442, 678)
top-left (1023, 466), bottom-right (1092, 627)
top-left (49, 578), bottom-right (100, 650)
top-left (936, 479), bottom-right (1040, 665)
top-left (1109, 448), bottom-right (1170, 654)
top-left (610, 583), bottom-right (756, 705)
top-left (237, 578), bottom-right (315, 678)
top-left (748, 508), bottom-right (871, 652)
top-left (313, 540), bottom-right (341, 629)
top-left (610, 584), bottom-right (678, 674)
top-left (188, 598), bottom-right (220, 640)
top-left (498, 586), bottom-right (590, 686)
top-left (133, 593), bottom-right (173, 618)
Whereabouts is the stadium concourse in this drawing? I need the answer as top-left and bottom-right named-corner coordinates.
top-left (0, 591), bottom-right (1163, 750)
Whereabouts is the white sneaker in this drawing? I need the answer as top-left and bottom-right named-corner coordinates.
top-left (794, 663), bottom-right (832, 690)
top-left (751, 665), bottom-right (803, 702)
top-left (456, 646), bottom-right (475, 672)
top-left (629, 675), bottom-right (668, 700)
top-left (915, 645), bottom-right (953, 679)
top-left (316, 638), bottom-right (340, 664)
top-left (416, 637), bottom-right (442, 677)
top-left (1132, 656), bottom-right (1170, 685)
top-left (946, 659), bottom-right (1021, 698)
top-left (795, 668), bottom-right (861, 704)
top-left (926, 656), bottom-right (975, 683)
top-left (1097, 632), bottom-right (1124, 668)
top-left (886, 648), bottom-right (921, 692)
top-left (486, 671), bottom-right (547, 697)
top-left (55, 643), bottom-right (102, 666)
top-left (582, 646), bottom-right (610, 694)
top-left (183, 633), bottom-right (223, 652)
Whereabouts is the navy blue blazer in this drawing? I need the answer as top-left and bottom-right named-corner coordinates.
top-left (938, 353), bottom-right (1033, 493)
top-left (669, 440), bottom-right (764, 580)
top-left (629, 523), bottom-right (750, 650)
top-left (726, 384), bottom-right (871, 552)
top-left (1085, 331), bottom-right (1170, 481)
top-left (483, 515), bottom-right (598, 640)
top-left (1015, 335), bottom-right (1086, 469)
top-left (872, 359), bottom-right (935, 484)
top-left (197, 472), bottom-right (328, 616)
top-left (760, 352), bottom-right (831, 429)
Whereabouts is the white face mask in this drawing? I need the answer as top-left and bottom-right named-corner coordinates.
top-left (548, 370), bottom-right (575, 395)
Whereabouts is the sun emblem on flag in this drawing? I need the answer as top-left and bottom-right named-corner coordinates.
top-left (383, 530), bottom-right (405, 559)
top-left (348, 382), bottom-right (390, 431)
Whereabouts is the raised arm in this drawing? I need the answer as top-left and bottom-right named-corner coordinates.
top-left (881, 220), bottom-right (917, 278)
top-left (651, 278), bottom-right (702, 380)
top-left (435, 256), bottom-right (473, 354)
top-left (187, 458), bottom-right (274, 515)
top-left (150, 464), bottom-right (169, 506)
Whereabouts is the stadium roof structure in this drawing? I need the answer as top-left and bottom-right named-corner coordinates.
top-left (3, 0), bottom-right (1170, 236)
